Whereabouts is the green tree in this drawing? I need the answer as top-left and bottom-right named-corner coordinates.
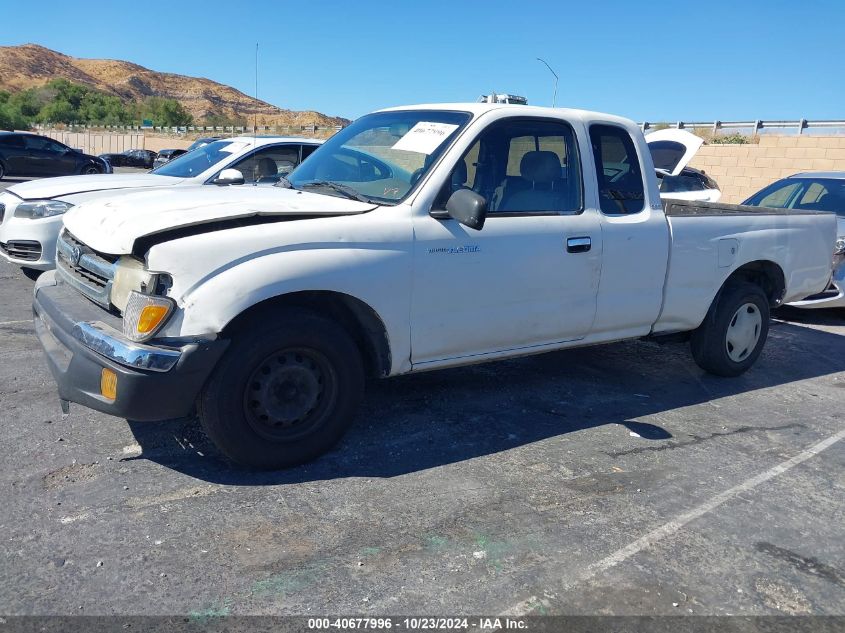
top-left (37, 99), bottom-right (76, 124)
top-left (0, 103), bottom-right (30, 130)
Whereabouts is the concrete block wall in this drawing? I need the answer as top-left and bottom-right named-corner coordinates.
top-left (687, 135), bottom-right (845, 203)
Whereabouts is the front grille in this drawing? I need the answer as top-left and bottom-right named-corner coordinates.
top-left (0, 240), bottom-right (42, 261)
top-left (56, 230), bottom-right (117, 308)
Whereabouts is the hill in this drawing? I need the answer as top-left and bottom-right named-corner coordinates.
top-left (0, 44), bottom-right (348, 127)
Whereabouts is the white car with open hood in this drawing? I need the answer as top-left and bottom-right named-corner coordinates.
top-left (0, 136), bottom-right (321, 270)
top-left (646, 128), bottom-right (721, 202)
top-left (32, 103), bottom-right (837, 469)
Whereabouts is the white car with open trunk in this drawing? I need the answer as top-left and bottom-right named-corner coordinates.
top-left (32, 103), bottom-right (838, 469)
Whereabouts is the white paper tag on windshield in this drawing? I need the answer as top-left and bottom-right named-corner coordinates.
top-left (391, 122), bottom-right (459, 154)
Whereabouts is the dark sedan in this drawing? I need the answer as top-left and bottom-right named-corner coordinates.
top-left (152, 148), bottom-right (188, 169)
top-left (0, 132), bottom-right (111, 180)
top-left (99, 149), bottom-right (158, 169)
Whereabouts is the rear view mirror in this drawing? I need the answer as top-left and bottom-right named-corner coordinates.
top-left (445, 189), bottom-right (487, 230)
top-left (213, 168), bottom-right (245, 185)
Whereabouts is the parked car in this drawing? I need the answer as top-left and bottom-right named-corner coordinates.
top-left (743, 172), bottom-right (845, 310)
top-left (645, 129), bottom-right (721, 202)
top-left (0, 131), bottom-right (111, 180)
top-left (187, 137), bottom-right (221, 151)
top-left (151, 148), bottom-right (187, 169)
top-left (31, 103), bottom-right (837, 469)
top-left (0, 137), bottom-right (321, 270)
top-left (99, 149), bottom-right (158, 169)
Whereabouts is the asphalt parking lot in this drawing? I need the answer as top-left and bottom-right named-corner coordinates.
top-left (1, 228), bottom-right (844, 618)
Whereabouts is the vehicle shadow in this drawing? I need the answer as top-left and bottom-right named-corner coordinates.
top-left (773, 305), bottom-right (844, 327)
top-left (125, 320), bottom-right (845, 485)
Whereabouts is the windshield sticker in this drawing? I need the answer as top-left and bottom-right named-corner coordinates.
top-left (218, 141), bottom-right (249, 154)
top-left (391, 122), bottom-right (459, 154)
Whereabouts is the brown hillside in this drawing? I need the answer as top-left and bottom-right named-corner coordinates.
top-left (0, 44), bottom-right (348, 127)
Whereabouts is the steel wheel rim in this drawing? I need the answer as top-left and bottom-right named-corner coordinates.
top-left (725, 302), bottom-right (762, 362)
top-left (243, 347), bottom-right (338, 442)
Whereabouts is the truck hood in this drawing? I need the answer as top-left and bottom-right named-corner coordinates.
top-left (6, 173), bottom-right (184, 201)
top-left (646, 129), bottom-right (704, 177)
top-left (62, 184), bottom-right (378, 254)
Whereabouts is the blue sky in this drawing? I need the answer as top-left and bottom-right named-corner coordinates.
top-left (2, 0), bottom-right (842, 122)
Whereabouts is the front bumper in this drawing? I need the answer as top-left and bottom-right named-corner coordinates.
top-left (0, 211), bottom-right (62, 270)
top-left (33, 272), bottom-right (228, 421)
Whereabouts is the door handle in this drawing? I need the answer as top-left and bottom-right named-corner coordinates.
top-left (566, 236), bottom-right (591, 253)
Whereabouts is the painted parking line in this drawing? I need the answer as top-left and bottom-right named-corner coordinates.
top-left (0, 320), bottom-right (32, 326)
top-left (503, 428), bottom-right (845, 616)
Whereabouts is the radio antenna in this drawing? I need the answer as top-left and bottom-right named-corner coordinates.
top-left (252, 42), bottom-right (259, 185)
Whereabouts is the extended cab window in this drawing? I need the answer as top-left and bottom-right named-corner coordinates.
top-left (437, 118), bottom-right (582, 214)
top-left (589, 125), bottom-right (645, 214)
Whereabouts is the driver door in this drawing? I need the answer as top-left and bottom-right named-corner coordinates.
top-left (410, 117), bottom-right (602, 366)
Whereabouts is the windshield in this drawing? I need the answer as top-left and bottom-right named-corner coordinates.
top-left (648, 140), bottom-right (688, 173)
top-left (188, 137), bottom-right (217, 151)
top-left (287, 110), bottom-right (471, 204)
top-left (744, 177), bottom-right (845, 217)
top-left (151, 140), bottom-right (250, 178)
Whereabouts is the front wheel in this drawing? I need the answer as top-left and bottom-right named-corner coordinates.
top-left (197, 310), bottom-right (364, 469)
top-left (690, 282), bottom-right (770, 377)
top-left (81, 164), bottom-right (101, 175)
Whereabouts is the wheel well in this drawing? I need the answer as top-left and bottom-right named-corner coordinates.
top-left (222, 291), bottom-right (391, 378)
top-left (724, 260), bottom-right (786, 306)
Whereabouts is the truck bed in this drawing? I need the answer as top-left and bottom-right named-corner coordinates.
top-left (663, 199), bottom-right (832, 218)
top-left (654, 200), bottom-right (837, 334)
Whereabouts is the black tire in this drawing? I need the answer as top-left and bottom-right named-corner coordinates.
top-left (690, 282), bottom-right (770, 377)
top-left (197, 309), bottom-right (364, 469)
top-left (81, 164), bottom-right (101, 175)
top-left (21, 267), bottom-right (43, 281)
top-left (0, 161), bottom-right (5, 181)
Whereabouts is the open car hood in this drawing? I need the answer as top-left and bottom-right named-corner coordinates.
top-left (6, 173), bottom-right (184, 201)
top-left (62, 184), bottom-right (377, 254)
top-left (646, 129), bottom-right (704, 177)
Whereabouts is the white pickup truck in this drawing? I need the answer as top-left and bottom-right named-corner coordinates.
top-left (33, 103), bottom-right (838, 469)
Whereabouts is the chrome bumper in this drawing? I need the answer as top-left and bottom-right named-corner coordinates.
top-left (72, 321), bottom-right (181, 372)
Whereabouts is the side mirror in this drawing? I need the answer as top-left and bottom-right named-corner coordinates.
top-left (444, 189), bottom-right (487, 230)
top-left (213, 168), bottom-right (245, 185)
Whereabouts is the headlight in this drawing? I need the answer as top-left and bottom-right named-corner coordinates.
top-left (122, 291), bottom-right (175, 342)
top-left (111, 256), bottom-right (160, 312)
top-left (14, 200), bottom-right (73, 219)
top-left (835, 236), bottom-right (845, 256)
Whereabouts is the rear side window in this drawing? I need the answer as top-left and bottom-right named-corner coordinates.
top-left (0, 135), bottom-right (25, 149)
top-left (589, 124), bottom-right (645, 214)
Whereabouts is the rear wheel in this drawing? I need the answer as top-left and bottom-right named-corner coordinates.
top-left (198, 309), bottom-right (364, 469)
top-left (690, 282), bottom-right (770, 377)
top-left (0, 161), bottom-right (5, 180)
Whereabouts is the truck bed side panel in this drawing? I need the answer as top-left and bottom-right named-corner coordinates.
top-left (655, 201), bottom-right (836, 334)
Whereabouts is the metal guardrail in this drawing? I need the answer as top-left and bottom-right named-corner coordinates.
top-left (34, 123), bottom-right (345, 135)
top-left (640, 119), bottom-right (845, 135)
top-left (34, 118), bottom-right (845, 137)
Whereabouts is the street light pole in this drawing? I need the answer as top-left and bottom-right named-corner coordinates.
top-left (536, 57), bottom-right (559, 108)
